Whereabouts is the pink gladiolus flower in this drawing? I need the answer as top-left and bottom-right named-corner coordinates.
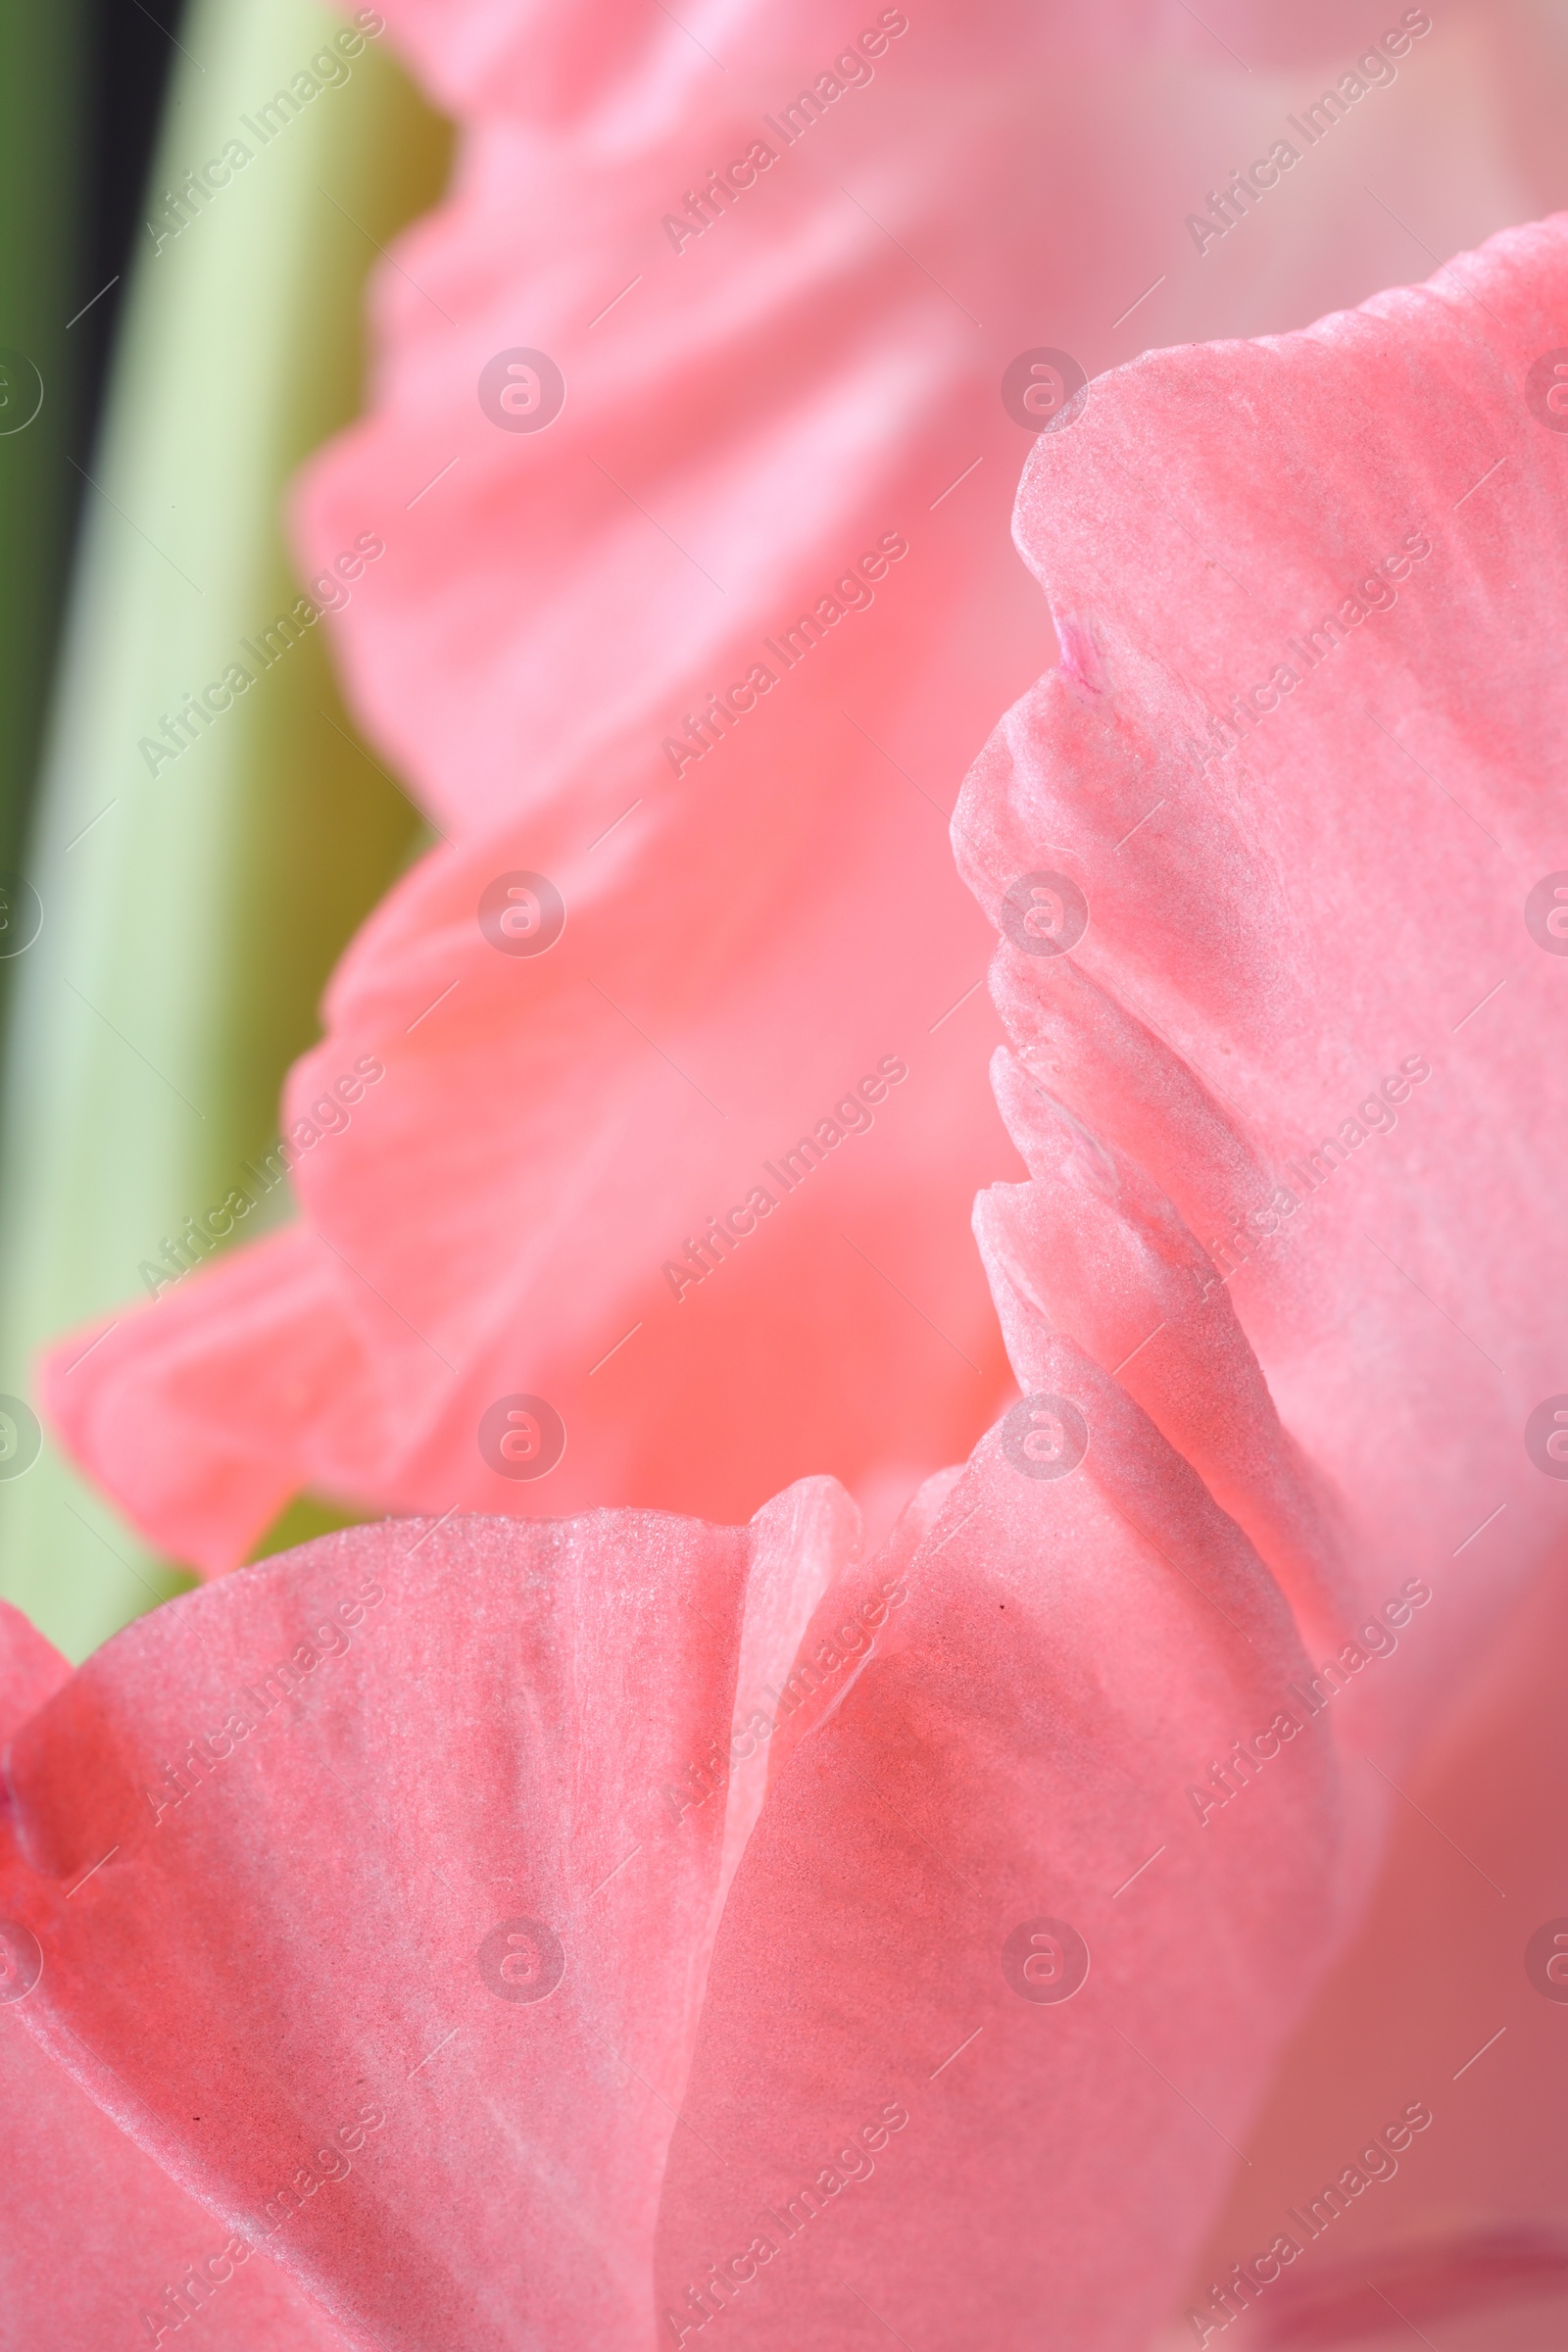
top-left (39, 0), bottom-right (1565, 1572)
top-left (2, 1419), bottom-right (1344, 2351)
top-left (13, 201), bottom-right (1568, 2345)
top-left (16, 0), bottom-right (1568, 2329)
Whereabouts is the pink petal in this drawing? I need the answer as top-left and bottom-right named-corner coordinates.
top-left (0, 1602), bottom-right (349, 2350)
top-left (935, 207), bottom-right (1568, 2336)
top-left (0, 1593), bottom-right (69, 1729)
top-left (655, 1342), bottom-right (1345, 2348)
top-left (975, 1045), bottom-right (1349, 1643)
top-left (954, 210), bottom-right (1568, 1702)
top-left (0, 1488), bottom-right (853, 2347)
top-left (43, 1230), bottom-right (359, 1573)
top-left (1183, 1543), bottom-right (1568, 2329)
top-left (45, 0), bottom-right (1526, 1568)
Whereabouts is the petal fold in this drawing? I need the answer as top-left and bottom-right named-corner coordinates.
top-left (655, 1342), bottom-right (1346, 2349)
top-left (0, 1491), bottom-right (855, 2348)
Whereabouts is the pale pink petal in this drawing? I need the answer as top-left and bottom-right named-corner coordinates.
top-left (939, 206), bottom-right (1568, 2335)
top-left (0, 1602), bottom-right (350, 2351)
top-left (954, 212), bottom-right (1568, 1733)
top-left (976, 1043), bottom-right (1349, 1646)
top-left (655, 1341), bottom-right (1346, 2349)
top-left (0, 1489), bottom-right (853, 2347)
top-left (46, 0), bottom-right (1547, 1568)
top-left (1185, 1545), bottom-right (1568, 2337)
top-left (43, 1231), bottom-right (360, 1573)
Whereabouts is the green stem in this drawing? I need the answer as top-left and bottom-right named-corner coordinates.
top-left (0, 2), bottom-right (450, 1660)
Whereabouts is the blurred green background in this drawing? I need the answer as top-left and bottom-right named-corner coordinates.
top-left (0, 0), bottom-right (451, 1660)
